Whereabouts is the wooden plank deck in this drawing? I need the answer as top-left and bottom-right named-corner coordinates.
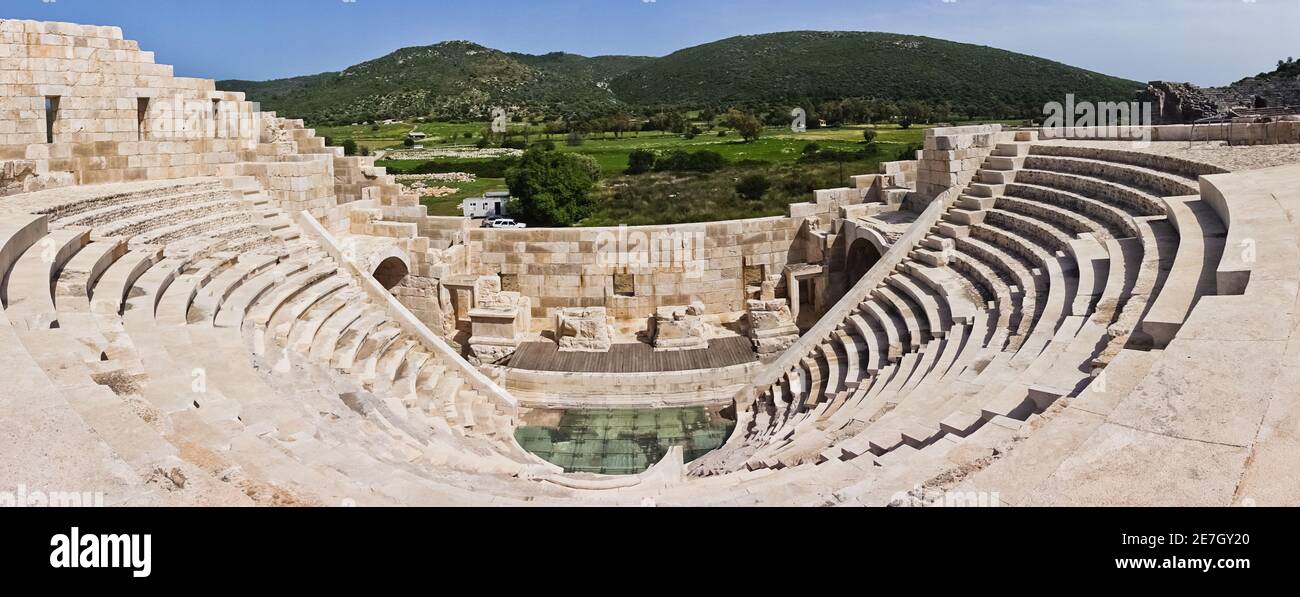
top-left (507, 336), bottom-right (757, 373)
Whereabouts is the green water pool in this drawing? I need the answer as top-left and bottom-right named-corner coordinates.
top-left (515, 407), bottom-right (736, 475)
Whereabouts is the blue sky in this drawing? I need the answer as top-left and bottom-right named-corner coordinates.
top-left (4, 0), bottom-right (1296, 86)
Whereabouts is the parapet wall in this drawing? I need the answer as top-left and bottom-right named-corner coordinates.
top-left (1038, 121), bottom-right (1300, 145)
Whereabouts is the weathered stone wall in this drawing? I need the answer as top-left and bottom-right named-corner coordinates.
top-left (0, 19), bottom-right (414, 218)
top-left (467, 216), bottom-right (804, 321)
top-left (504, 361), bottom-right (759, 408)
top-left (915, 124), bottom-right (1009, 198)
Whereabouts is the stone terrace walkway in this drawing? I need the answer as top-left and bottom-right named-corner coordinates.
top-left (508, 337), bottom-right (757, 373)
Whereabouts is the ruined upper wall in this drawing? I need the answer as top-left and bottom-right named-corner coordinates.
top-left (0, 19), bottom-right (256, 146)
top-left (0, 19), bottom-right (418, 217)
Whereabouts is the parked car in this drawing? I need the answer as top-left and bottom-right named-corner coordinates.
top-left (486, 218), bottom-right (527, 229)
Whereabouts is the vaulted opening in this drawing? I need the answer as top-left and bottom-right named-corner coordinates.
top-left (373, 256), bottom-right (410, 291)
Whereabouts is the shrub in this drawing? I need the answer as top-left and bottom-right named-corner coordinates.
top-left (403, 137), bottom-right (415, 148)
top-left (565, 132), bottom-right (585, 146)
top-left (899, 118), bottom-right (913, 130)
top-left (532, 139), bottom-right (557, 151)
top-left (475, 136), bottom-right (491, 149)
top-left (862, 128), bottom-right (878, 143)
top-left (501, 137), bottom-right (527, 150)
top-left (626, 149), bottom-right (656, 175)
top-left (463, 131), bottom-right (474, 139)
top-left (342, 139), bottom-right (359, 156)
top-left (505, 149), bottom-right (597, 227)
top-left (655, 149), bottom-right (725, 173)
top-left (735, 174), bottom-right (772, 201)
top-left (802, 143), bottom-right (822, 156)
top-left (573, 154), bottom-right (603, 181)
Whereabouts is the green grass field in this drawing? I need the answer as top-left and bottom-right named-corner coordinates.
top-left (339, 118), bottom-right (935, 226)
top-left (316, 121), bottom-right (487, 151)
top-left (325, 119), bottom-right (929, 174)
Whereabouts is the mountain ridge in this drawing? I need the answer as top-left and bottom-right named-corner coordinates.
top-left (220, 31), bottom-right (1143, 125)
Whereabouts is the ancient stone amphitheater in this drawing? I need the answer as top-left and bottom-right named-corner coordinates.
top-left (3, 20), bottom-right (1299, 506)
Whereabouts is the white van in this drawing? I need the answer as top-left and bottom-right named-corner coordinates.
top-left (486, 218), bottom-right (526, 229)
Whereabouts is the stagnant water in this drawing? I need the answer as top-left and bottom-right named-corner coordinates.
top-left (515, 406), bottom-right (736, 475)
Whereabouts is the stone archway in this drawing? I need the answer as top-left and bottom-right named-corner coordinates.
top-left (846, 238), bottom-right (883, 287)
top-left (373, 256), bottom-right (410, 290)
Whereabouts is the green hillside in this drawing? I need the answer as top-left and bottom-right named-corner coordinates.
top-left (221, 42), bottom-right (646, 124)
top-left (222, 31), bottom-right (1142, 125)
top-left (610, 31), bottom-right (1141, 115)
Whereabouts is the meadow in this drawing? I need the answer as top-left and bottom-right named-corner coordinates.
top-left (319, 119), bottom-right (931, 225)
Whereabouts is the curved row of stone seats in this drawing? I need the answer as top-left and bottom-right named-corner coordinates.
top-left (833, 148), bottom-right (1244, 505)
top-left (0, 212), bottom-right (221, 506)
top-left (1020, 154), bottom-right (1200, 198)
top-left (177, 238), bottom-right (540, 473)
top-left (688, 138), bottom-right (1237, 507)
top-left (1030, 143), bottom-right (1229, 181)
top-left (5, 179), bottom-right (228, 222)
top-left (939, 163), bottom-right (1299, 506)
top-left (1, 178), bottom-right (568, 506)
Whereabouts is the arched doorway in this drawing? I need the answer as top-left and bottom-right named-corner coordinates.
top-left (373, 256), bottom-right (410, 290)
top-left (846, 238), bottom-right (883, 286)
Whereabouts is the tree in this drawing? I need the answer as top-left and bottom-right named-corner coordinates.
top-left (735, 174), bottom-right (771, 201)
top-left (342, 139), bottom-right (359, 156)
top-left (505, 149), bottom-right (597, 227)
top-left (725, 109), bottom-right (763, 143)
top-left (872, 100), bottom-right (900, 123)
top-left (626, 149), bottom-right (656, 175)
top-left (862, 128), bottom-right (878, 143)
top-left (901, 100), bottom-right (932, 125)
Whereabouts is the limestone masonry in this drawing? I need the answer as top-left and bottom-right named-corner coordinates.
top-left (2, 19), bottom-right (1300, 506)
